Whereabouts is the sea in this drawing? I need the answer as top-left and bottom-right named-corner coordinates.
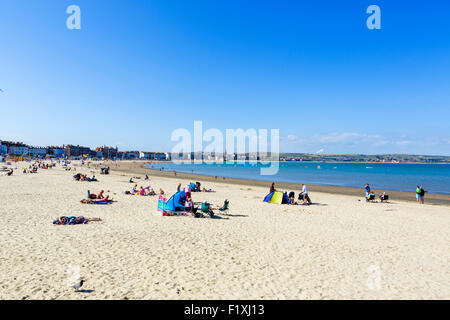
top-left (146, 162), bottom-right (450, 195)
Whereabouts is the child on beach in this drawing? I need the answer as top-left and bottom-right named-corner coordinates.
top-left (184, 184), bottom-right (191, 198)
top-left (185, 197), bottom-right (193, 212)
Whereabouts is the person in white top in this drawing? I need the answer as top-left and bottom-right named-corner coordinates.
top-left (301, 184), bottom-right (311, 205)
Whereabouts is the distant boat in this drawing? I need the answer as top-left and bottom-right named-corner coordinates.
top-left (366, 166), bottom-right (373, 169)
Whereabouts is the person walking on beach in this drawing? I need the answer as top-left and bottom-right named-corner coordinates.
top-left (365, 184), bottom-right (371, 202)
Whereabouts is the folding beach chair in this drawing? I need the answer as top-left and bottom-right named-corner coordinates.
top-left (218, 200), bottom-right (229, 212)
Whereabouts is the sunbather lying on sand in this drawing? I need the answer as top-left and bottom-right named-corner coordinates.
top-left (80, 197), bottom-right (114, 204)
top-left (87, 175), bottom-right (97, 182)
top-left (53, 216), bottom-right (102, 225)
top-left (202, 187), bottom-right (215, 192)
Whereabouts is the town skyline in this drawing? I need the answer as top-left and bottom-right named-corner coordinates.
top-left (1, 138), bottom-right (450, 163)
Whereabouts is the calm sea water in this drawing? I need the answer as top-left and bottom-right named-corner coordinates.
top-left (146, 162), bottom-right (450, 194)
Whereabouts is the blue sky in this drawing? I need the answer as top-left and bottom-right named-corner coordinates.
top-left (0, 0), bottom-right (449, 155)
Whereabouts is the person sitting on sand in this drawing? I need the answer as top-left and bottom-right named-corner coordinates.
top-left (129, 177), bottom-right (134, 183)
top-left (146, 187), bottom-right (156, 196)
top-left (131, 184), bottom-right (138, 194)
top-left (88, 190), bottom-right (103, 199)
top-left (159, 188), bottom-right (165, 195)
top-left (379, 192), bottom-right (389, 202)
top-left (201, 201), bottom-right (215, 217)
top-left (288, 191), bottom-right (296, 205)
top-left (184, 184), bottom-right (191, 198)
top-left (270, 182), bottom-right (276, 193)
top-left (139, 186), bottom-right (146, 196)
top-left (185, 197), bottom-right (193, 212)
top-left (145, 175), bottom-right (149, 180)
top-left (6, 169), bottom-right (13, 176)
top-left (96, 190), bottom-right (105, 199)
top-left (300, 184), bottom-right (312, 205)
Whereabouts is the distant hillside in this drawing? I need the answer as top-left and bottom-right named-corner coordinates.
top-left (278, 153), bottom-right (450, 163)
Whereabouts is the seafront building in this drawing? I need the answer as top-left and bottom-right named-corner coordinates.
top-left (96, 146), bottom-right (118, 159)
top-left (0, 143), bottom-right (7, 155)
top-left (64, 145), bottom-right (92, 158)
top-left (28, 147), bottom-right (47, 158)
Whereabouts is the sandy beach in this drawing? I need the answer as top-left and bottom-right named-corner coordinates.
top-left (0, 160), bottom-right (449, 300)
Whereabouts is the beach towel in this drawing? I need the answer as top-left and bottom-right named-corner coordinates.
top-left (157, 195), bottom-right (168, 214)
top-left (80, 199), bottom-right (113, 205)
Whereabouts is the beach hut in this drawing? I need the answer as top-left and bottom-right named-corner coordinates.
top-left (263, 191), bottom-right (290, 204)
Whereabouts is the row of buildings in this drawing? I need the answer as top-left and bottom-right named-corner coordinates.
top-left (0, 141), bottom-right (170, 161)
top-left (0, 140), bottom-right (279, 162)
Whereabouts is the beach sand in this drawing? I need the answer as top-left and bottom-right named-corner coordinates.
top-left (0, 160), bottom-right (449, 299)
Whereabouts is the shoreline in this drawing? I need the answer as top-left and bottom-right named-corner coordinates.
top-left (97, 161), bottom-right (450, 206)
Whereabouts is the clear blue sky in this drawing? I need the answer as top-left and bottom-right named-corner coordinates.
top-left (0, 0), bottom-right (449, 155)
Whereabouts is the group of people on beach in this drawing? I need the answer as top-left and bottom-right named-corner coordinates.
top-left (126, 183), bottom-right (157, 196)
top-left (365, 183), bottom-right (426, 204)
top-left (416, 185), bottom-right (426, 204)
top-left (73, 173), bottom-right (97, 182)
top-left (270, 182), bottom-right (312, 205)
